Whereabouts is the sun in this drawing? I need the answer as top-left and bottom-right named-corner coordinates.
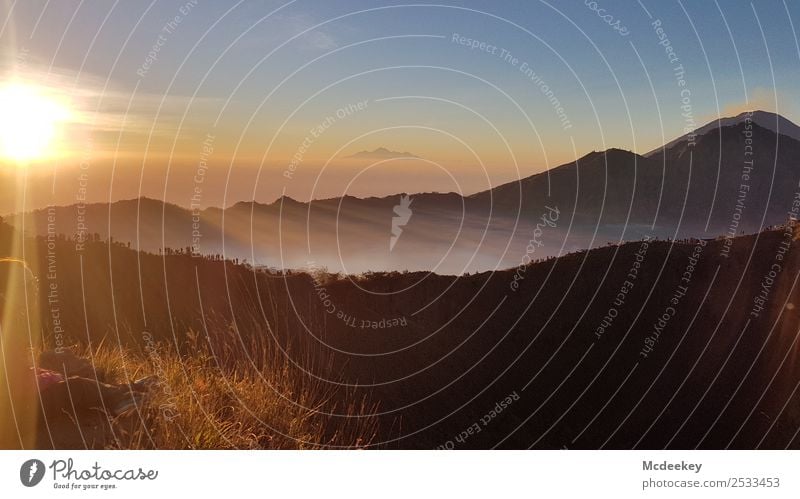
top-left (0, 82), bottom-right (72, 163)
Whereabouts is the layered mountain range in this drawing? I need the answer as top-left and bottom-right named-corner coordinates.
top-left (9, 111), bottom-right (800, 274)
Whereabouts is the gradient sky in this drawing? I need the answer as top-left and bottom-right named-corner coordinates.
top-left (1, 0), bottom-right (799, 211)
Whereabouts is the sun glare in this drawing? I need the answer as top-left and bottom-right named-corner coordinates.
top-left (0, 82), bottom-right (71, 164)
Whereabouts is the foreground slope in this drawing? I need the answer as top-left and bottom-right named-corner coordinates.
top-left (3, 218), bottom-right (800, 448)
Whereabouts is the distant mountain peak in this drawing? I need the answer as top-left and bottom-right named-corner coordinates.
top-left (646, 110), bottom-right (800, 157)
top-left (261, 195), bottom-right (302, 207)
top-left (345, 147), bottom-right (419, 159)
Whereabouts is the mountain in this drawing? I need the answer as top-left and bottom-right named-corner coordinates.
top-left (8, 111), bottom-right (800, 273)
top-left (645, 110), bottom-right (800, 157)
top-left (345, 147), bottom-right (419, 159)
top-left (477, 117), bottom-right (800, 231)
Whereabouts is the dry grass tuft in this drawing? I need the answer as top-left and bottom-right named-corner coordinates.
top-left (51, 323), bottom-right (378, 450)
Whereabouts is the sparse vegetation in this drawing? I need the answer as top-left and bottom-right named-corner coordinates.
top-left (38, 323), bottom-right (378, 450)
top-left (5, 216), bottom-right (800, 449)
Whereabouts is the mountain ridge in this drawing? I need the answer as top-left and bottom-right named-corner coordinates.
top-left (8, 111), bottom-right (800, 273)
top-left (8, 110), bottom-right (797, 216)
top-left (645, 110), bottom-right (800, 157)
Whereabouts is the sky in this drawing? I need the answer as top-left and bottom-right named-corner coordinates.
top-left (0, 0), bottom-right (799, 212)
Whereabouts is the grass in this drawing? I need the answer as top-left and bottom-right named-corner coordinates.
top-left (40, 323), bottom-right (379, 450)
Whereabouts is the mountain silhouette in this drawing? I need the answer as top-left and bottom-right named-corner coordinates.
top-left (9, 111), bottom-right (800, 273)
top-left (645, 110), bottom-right (800, 157)
top-left (345, 147), bottom-right (420, 159)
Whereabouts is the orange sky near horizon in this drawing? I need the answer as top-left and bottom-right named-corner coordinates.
top-left (2, 0), bottom-right (799, 214)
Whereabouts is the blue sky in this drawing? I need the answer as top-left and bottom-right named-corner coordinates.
top-left (1, 0), bottom-right (799, 207)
